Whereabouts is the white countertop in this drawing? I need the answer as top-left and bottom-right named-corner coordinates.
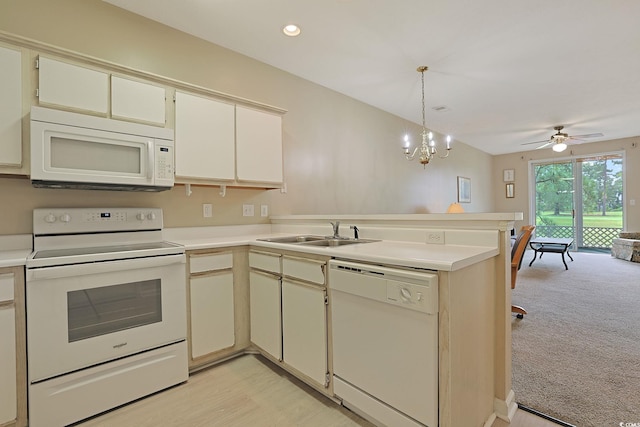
top-left (0, 234), bottom-right (32, 268)
top-left (0, 218), bottom-right (506, 271)
top-left (0, 249), bottom-right (32, 268)
top-left (170, 232), bottom-right (498, 272)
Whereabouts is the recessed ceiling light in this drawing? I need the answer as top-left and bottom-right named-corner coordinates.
top-left (283, 24), bottom-right (301, 37)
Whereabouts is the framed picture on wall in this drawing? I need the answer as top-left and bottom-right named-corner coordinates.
top-left (506, 183), bottom-right (515, 198)
top-left (503, 169), bottom-right (515, 182)
top-left (457, 176), bottom-right (471, 203)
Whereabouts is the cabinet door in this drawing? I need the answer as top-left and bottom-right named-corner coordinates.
top-left (189, 272), bottom-right (235, 359)
top-left (282, 280), bottom-right (327, 386)
top-left (0, 45), bottom-right (22, 167)
top-left (175, 91), bottom-right (235, 180)
top-left (0, 273), bottom-right (16, 424)
top-left (249, 271), bottom-right (281, 360)
top-left (236, 106), bottom-right (283, 183)
top-left (111, 76), bottom-right (165, 125)
top-left (38, 56), bottom-right (108, 114)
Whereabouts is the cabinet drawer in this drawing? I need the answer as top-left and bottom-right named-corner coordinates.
top-left (0, 273), bottom-right (14, 303)
top-left (189, 252), bottom-right (233, 274)
top-left (282, 256), bottom-right (325, 285)
top-left (249, 251), bottom-right (281, 274)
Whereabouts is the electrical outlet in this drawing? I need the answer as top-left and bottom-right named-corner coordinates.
top-left (261, 205), bottom-right (269, 217)
top-left (426, 230), bottom-right (445, 244)
top-left (203, 204), bottom-right (213, 218)
top-left (242, 204), bottom-right (255, 217)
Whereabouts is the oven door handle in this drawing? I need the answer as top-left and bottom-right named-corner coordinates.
top-left (26, 254), bottom-right (185, 281)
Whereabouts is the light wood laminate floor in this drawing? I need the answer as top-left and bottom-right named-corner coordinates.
top-left (78, 354), bottom-right (558, 427)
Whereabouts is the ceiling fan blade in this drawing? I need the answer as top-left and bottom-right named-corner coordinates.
top-left (521, 139), bottom-right (551, 146)
top-left (535, 141), bottom-right (552, 149)
top-left (569, 133), bottom-right (604, 140)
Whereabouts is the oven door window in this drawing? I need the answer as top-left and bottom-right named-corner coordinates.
top-left (67, 279), bottom-right (162, 342)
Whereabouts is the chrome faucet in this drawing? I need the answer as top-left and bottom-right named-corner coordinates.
top-left (350, 225), bottom-right (359, 240)
top-left (330, 221), bottom-right (341, 239)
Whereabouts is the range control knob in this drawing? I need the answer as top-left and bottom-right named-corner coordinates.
top-left (60, 213), bottom-right (71, 223)
top-left (44, 213), bottom-right (57, 223)
top-left (136, 212), bottom-right (146, 221)
top-left (147, 212), bottom-right (156, 220)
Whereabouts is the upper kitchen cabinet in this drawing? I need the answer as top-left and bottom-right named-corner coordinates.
top-left (37, 57), bottom-right (166, 125)
top-left (236, 106), bottom-right (283, 184)
top-left (111, 76), bottom-right (166, 125)
top-left (37, 56), bottom-right (109, 115)
top-left (0, 44), bottom-right (23, 169)
top-left (175, 91), bottom-right (235, 181)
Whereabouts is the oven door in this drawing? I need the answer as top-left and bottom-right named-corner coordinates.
top-left (26, 254), bottom-right (186, 383)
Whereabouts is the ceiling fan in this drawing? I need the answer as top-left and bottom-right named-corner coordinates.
top-left (522, 126), bottom-right (603, 152)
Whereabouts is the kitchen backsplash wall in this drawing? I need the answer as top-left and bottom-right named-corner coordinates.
top-left (0, 177), bottom-right (273, 235)
top-left (0, 0), bottom-right (494, 236)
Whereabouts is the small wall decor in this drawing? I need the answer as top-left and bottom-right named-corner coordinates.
top-left (503, 169), bottom-right (515, 182)
top-left (506, 183), bottom-right (515, 198)
top-left (457, 176), bottom-right (471, 203)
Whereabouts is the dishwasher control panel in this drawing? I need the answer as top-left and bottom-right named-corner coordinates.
top-left (329, 260), bottom-right (438, 315)
top-left (386, 280), bottom-right (436, 313)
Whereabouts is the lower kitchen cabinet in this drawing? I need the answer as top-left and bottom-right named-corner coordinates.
top-left (249, 270), bottom-right (282, 361)
top-left (0, 268), bottom-right (26, 427)
top-left (189, 271), bottom-right (235, 358)
top-left (281, 279), bottom-right (328, 387)
top-left (248, 250), bottom-right (330, 392)
top-left (187, 251), bottom-right (237, 369)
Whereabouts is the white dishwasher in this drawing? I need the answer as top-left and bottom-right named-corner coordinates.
top-left (329, 260), bottom-right (438, 427)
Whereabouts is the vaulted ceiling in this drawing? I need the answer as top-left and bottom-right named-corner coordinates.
top-left (105, 0), bottom-right (640, 155)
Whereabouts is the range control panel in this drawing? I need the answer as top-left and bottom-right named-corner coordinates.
top-left (33, 208), bottom-right (164, 235)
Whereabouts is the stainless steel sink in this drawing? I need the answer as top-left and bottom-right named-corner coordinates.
top-left (300, 238), bottom-right (377, 247)
top-left (258, 235), bottom-right (326, 244)
top-left (258, 235), bottom-right (377, 246)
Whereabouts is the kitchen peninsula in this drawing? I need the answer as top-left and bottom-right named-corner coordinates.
top-left (163, 213), bottom-right (522, 427)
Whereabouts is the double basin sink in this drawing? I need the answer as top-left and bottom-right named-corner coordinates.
top-left (258, 235), bottom-right (378, 247)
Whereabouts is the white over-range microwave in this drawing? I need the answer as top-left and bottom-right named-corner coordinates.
top-left (30, 106), bottom-right (175, 191)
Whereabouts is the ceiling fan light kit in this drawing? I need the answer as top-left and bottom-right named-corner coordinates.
top-left (402, 66), bottom-right (452, 167)
top-left (552, 141), bottom-right (568, 152)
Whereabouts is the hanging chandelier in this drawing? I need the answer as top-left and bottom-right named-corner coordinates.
top-left (402, 66), bottom-right (452, 166)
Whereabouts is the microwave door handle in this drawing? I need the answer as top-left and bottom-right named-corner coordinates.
top-left (147, 140), bottom-right (154, 180)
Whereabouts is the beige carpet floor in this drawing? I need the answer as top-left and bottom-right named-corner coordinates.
top-left (512, 251), bottom-right (640, 427)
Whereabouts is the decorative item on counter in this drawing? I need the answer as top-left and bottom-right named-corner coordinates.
top-left (447, 202), bottom-right (465, 213)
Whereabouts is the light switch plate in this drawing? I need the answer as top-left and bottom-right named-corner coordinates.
top-left (261, 205), bottom-right (269, 217)
top-left (203, 204), bottom-right (213, 218)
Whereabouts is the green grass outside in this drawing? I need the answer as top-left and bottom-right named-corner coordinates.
top-left (538, 211), bottom-right (623, 228)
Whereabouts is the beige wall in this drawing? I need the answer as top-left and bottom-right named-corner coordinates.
top-left (1, 0), bottom-right (492, 235)
top-left (493, 137), bottom-right (640, 232)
